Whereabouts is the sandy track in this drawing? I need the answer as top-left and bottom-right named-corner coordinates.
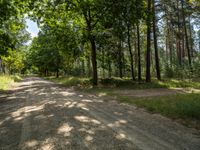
top-left (0, 77), bottom-right (199, 150)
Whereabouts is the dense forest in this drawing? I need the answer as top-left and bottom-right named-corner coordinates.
top-left (0, 0), bottom-right (200, 85)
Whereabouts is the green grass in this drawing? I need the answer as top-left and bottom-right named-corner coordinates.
top-left (0, 75), bottom-right (22, 90)
top-left (158, 79), bottom-right (200, 89)
top-left (119, 94), bottom-right (200, 129)
top-left (46, 76), bottom-right (200, 90)
top-left (47, 76), bottom-right (92, 87)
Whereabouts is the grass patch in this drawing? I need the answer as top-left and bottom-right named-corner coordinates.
top-left (46, 77), bottom-right (200, 97)
top-left (158, 79), bottom-right (200, 89)
top-left (100, 78), bottom-right (200, 89)
top-left (119, 94), bottom-right (200, 129)
top-left (47, 76), bottom-right (200, 90)
top-left (47, 76), bottom-right (92, 87)
top-left (0, 75), bottom-right (22, 90)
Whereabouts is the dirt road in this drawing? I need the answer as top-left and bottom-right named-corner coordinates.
top-left (0, 77), bottom-right (200, 150)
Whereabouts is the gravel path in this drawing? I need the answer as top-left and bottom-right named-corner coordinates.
top-left (0, 77), bottom-right (200, 150)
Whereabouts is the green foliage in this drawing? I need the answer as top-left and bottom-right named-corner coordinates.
top-left (1, 48), bottom-right (25, 74)
top-left (1, 0), bottom-right (200, 83)
top-left (26, 25), bottom-right (80, 76)
top-left (0, 75), bottom-right (22, 90)
top-left (0, 0), bottom-right (30, 56)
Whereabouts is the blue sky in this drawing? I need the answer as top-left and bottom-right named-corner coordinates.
top-left (26, 18), bottom-right (39, 38)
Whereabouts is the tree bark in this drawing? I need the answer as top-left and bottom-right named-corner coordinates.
top-left (87, 56), bottom-right (91, 77)
top-left (127, 25), bottom-right (135, 80)
top-left (81, 60), bottom-right (85, 77)
top-left (188, 15), bottom-right (193, 58)
top-left (102, 49), bottom-right (105, 78)
top-left (83, 8), bottom-right (98, 85)
top-left (118, 41), bottom-right (123, 78)
top-left (177, 0), bottom-right (182, 65)
top-left (152, 0), bottom-right (161, 80)
top-left (90, 37), bottom-right (98, 85)
top-left (180, 0), bottom-right (192, 68)
top-left (108, 59), bottom-right (112, 78)
top-left (146, 0), bottom-right (152, 82)
top-left (137, 23), bottom-right (142, 81)
top-left (56, 68), bottom-right (59, 78)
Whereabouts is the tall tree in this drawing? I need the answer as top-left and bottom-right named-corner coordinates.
top-left (136, 22), bottom-right (142, 81)
top-left (152, 0), bottom-right (161, 80)
top-left (146, 0), bottom-right (152, 82)
top-left (180, 0), bottom-right (192, 69)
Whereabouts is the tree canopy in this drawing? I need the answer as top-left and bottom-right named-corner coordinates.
top-left (0, 0), bottom-right (200, 84)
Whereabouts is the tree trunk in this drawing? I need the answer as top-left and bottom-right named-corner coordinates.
top-left (188, 15), bottom-right (193, 58)
top-left (83, 8), bottom-right (98, 85)
top-left (180, 0), bottom-right (192, 68)
top-left (146, 0), bottom-right (152, 82)
top-left (127, 25), bottom-right (135, 80)
top-left (81, 60), bottom-right (85, 76)
top-left (137, 22), bottom-right (142, 81)
top-left (87, 56), bottom-right (91, 77)
top-left (166, 20), bottom-right (173, 67)
top-left (182, 35), bottom-right (185, 57)
top-left (122, 51), bottom-right (126, 77)
top-left (56, 68), bottom-right (59, 78)
top-left (118, 41), bottom-right (123, 78)
top-left (102, 49), bottom-right (105, 78)
top-left (108, 59), bottom-right (112, 78)
top-left (90, 36), bottom-right (98, 85)
top-left (152, 0), bottom-right (161, 80)
top-left (177, 1), bottom-right (182, 66)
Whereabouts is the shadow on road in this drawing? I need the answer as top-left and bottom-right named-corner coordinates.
top-left (0, 78), bottom-right (137, 150)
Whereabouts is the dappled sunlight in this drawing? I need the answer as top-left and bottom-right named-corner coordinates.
top-left (116, 133), bottom-right (127, 140)
top-left (61, 100), bottom-right (89, 111)
top-left (25, 88), bottom-right (37, 92)
top-left (0, 77), bottom-right (136, 149)
top-left (60, 91), bottom-right (75, 96)
top-left (4, 77), bottom-right (199, 149)
top-left (0, 116), bottom-right (12, 126)
top-left (57, 123), bottom-right (73, 136)
top-left (34, 114), bottom-right (46, 120)
top-left (11, 107), bottom-right (27, 122)
top-left (0, 77), bottom-right (138, 149)
top-left (85, 135), bottom-right (93, 142)
top-left (38, 92), bottom-right (47, 96)
top-left (108, 119), bottom-right (128, 128)
top-left (24, 140), bottom-right (38, 148)
top-left (25, 105), bottom-right (44, 113)
top-left (114, 112), bottom-right (123, 116)
top-left (7, 96), bottom-right (17, 100)
top-left (78, 94), bottom-right (84, 97)
top-left (68, 102), bottom-right (78, 108)
top-left (74, 116), bottom-right (101, 125)
top-left (76, 103), bottom-right (90, 111)
top-left (169, 87), bottom-right (200, 94)
top-left (40, 138), bottom-right (55, 150)
top-left (13, 116), bottom-right (25, 121)
top-left (81, 99), bottom-right (93, 103)
top-left (78, 128), bottom-right (95, 135)
top-left (64, 101), bottom-right (71, 106)
top-left (47, 101), bottom-right (57, 105)
top-left (11, 108), bottom-right (24, 118)
top-left (98, 92), bottom-right (107, 97)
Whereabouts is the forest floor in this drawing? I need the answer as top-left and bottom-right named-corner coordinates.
top-left (0, 77), bottom-right (200, 150)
